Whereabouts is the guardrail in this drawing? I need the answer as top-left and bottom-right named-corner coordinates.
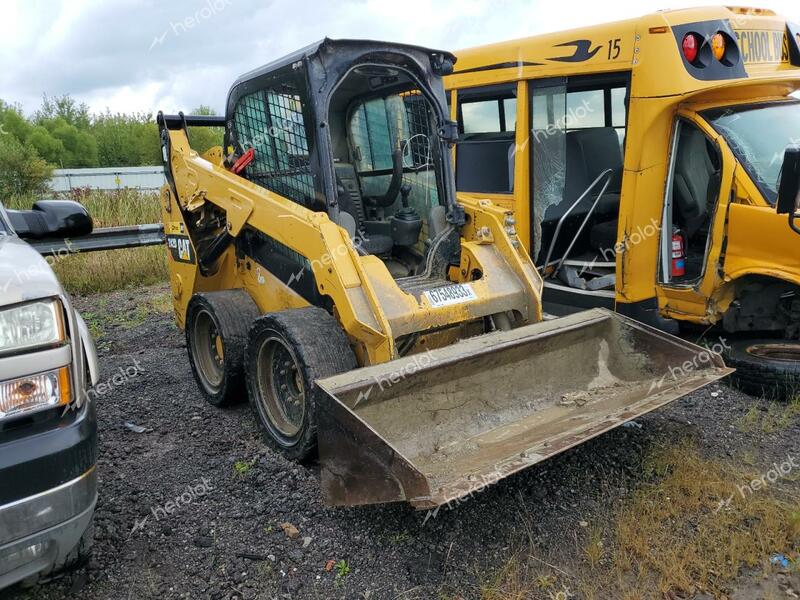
top-left (31, 224), bottom-right (166, 256)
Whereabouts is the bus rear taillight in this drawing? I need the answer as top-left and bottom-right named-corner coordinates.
top-left (682, 33), bottom-right (700, 63)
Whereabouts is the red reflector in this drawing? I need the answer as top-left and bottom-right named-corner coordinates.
top-left (231, 148), bottom-right (255, 175)
top-left (682, 33), bottom-right (699, 63)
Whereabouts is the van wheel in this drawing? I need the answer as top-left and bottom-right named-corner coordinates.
top-left (186, 291), bottom-right (260, 407)
top-left (724, 339), bottom-right (800, 401)
top-left (245, 307), bottom-right (356, 462)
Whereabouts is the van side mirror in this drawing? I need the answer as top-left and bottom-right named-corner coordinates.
top-left (777, 146), bottom-right (800, 235)
top-left (7, 200), bottom-right (93, 240)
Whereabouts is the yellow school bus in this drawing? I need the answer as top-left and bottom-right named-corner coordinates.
top-left (445, 6), bottom-right (800, 397)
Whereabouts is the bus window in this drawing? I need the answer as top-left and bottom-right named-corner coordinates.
top-left (565, 86), bottom-right (627, 148)
top-left (566, 90), bottom-right (605, 128)
top-left (455, 85), bottom-right (517, 194)
top-left (531, 78), bottom-right (629, 270)
top-left (462, 100), bottom-right (500, 134)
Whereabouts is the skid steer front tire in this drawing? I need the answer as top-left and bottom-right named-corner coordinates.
top-left (245, 307), bottom-right (357, 462)
top-left (186, 291), bottom-right (260, 407)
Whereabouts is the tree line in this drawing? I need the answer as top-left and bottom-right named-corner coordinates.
top-left (0, 95), bottom-right (222, 198)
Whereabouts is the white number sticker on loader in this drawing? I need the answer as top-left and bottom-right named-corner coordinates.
top-left (423, 284), bottom-right (478, 308)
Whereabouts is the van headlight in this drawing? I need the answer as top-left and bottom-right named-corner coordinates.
top-left (0, 366), bottom-right (72, 419)
top-left (0, 300), bottom-right (65, 355)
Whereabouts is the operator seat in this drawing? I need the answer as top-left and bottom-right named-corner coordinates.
top-left (334, 163), bottom-right (394, 256)
top-left (672, 127), bottom-right (715, 240)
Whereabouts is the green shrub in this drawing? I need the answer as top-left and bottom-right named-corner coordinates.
top-left (0, 135), bottom-right (53, 198)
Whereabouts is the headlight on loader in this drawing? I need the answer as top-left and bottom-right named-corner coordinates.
top-left (0, 366), bottom-right (72, 419)
top-left (0, 300), bottom-right (65, 355)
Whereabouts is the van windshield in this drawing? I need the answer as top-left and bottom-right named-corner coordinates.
top-left (704, 100), bottom-right (800, 204)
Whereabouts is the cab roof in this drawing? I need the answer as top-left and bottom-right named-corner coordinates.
top-left (231, 38), bottom-right (457, 89)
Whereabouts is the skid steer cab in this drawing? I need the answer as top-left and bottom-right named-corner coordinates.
top-left (158, 39), bottom-right (729, 508)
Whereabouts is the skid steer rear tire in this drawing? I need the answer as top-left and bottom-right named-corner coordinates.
top-left (186, 291), bottom-right (260, 407)
top-left (245, 307), bottom-right (357, 462)
top-left (723, 338), bottom-right (800, 401)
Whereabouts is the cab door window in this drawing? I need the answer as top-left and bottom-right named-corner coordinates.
top-left (347, 91), bottom-right (440, 213)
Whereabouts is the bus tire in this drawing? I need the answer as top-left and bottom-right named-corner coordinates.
top-left (724, 338), bottom-right (800, 401)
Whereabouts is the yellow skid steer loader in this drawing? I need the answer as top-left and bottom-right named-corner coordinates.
top-left (157, 39), bottom-right (731, 508)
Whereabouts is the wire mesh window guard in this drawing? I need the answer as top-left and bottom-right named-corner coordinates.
top-left (233, 87), bottom-right (315, 204)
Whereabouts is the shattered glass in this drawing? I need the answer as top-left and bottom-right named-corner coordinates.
top-left (531, 85), bottom-right (567, 261)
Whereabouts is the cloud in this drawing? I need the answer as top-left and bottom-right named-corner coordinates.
top-left (0, 0), bottom-right (798, 115)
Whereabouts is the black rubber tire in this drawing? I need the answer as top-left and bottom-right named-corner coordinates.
top-left (723, 338), bottom-right (800, 401)
top-left (244, 307), bottom-right (357, 462)
top-left (186, 291), bottom-right (260, 407)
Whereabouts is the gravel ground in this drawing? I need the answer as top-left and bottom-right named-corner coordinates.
top-left (7, 283), bottom-right (800, 600)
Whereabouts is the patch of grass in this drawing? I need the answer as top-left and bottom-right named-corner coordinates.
top-left (51, 245), bottom-right (168, 295)
top-left (737, 397), bottom-right (800, 434)
top-left (583, 527), bottom-right (604, 570)
top-left (737, 404), bottom-right (761, 432)
top-left (233, 460), bottom-right (254, 476)
top-left (604, 442), bottom-right (796, 597)
top-left (470, 441), bottom-right (799, 600)
top-left (480, 554), bottom-right (550, 600)
top-left (80, 307), bottom-right (107, 341)
top-left (148, 291), bottom-right (174, 315)
top-left (77, 289), bottom-right (172, 342)
top-left (334, 559), bottom-right (351, 579)
top-left (387, 530), bottom-right (412, 545)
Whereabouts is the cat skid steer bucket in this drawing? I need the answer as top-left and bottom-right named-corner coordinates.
top-left (317, 309), bottom-right (732, 509)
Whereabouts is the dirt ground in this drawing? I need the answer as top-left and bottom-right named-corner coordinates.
top-left (7, 283), bottom-right (800, 600)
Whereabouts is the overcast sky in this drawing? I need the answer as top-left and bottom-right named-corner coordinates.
top-left (1, 0), bottom-right (798, 116)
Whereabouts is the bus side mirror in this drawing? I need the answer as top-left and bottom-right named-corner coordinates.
top-left (777, 146), bottom-right (800, 215)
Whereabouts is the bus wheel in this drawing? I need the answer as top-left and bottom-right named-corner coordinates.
top-left (724, 339), bottom-right (800, 401)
